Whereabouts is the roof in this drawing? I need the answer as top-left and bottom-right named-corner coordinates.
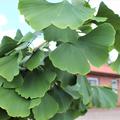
top-left (90, 65), bottom-right (118, 75)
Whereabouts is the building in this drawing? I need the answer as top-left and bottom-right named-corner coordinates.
top-left (87, 65), bottom-right (120, 105)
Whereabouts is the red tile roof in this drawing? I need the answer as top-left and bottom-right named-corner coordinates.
top-left (90, 65), bottom-right (118, 75)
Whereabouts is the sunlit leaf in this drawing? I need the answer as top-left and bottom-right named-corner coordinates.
top-left (19, 0), bottom-right (94, 30)
top-left (50, 23), bottom-right (115, 74)
top-left (44, 25), bottom-right (78, 43)
top-left (18, 32), bottom-right (36, 44)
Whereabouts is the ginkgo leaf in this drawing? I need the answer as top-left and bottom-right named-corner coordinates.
top-left (16, 70), bottom-right (56, 99)
top-left (18, 0), bottom-right (95, 30)
top-left (24, 50), bottom-right (44, 71)
top-left (56, 70), bottom-right (76, 87)
top-left (92, 16), bottom-right (107, 23)
top-left (18, 32), bottom-right (36, 44)
top-left (32, 94), bottom-right (59, 120)
top-left (14, 29), bottom-right (23, 41)
top-left (97, 2), bottom-right (120, 31)
top-left (92, 87), bottom-right (118, 108)
top-left (110, 54), bottom-right (120, 73)
top-left (50, 112), bottom-right (74, 120)
top-left (0, 36), bottom-right (17, 57)
top-left (50, 23), bottom-right (115, 74)
top-left (44, 25), bottom-right (78, 43)
top-left (3, 74), bottom-right (24, 88)
top-left (50, 86), bottom-right (73, 113)
top-left (0, 54), bottom-right (19, 81)
top-left (70, 100), bottom-right (87, 118)
top-left (29, 98), bottom-right (41, 109)
top-left (0, 87), bottom-right (30, 117)
top-left (114, 30), bottom-right (120, 52)
top-left (64, 76), bottom-right (91, 104)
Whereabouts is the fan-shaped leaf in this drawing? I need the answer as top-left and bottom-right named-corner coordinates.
top-left (18, 0), bottom-right (94, 30)
top-left (50, 112), bottom-right (74, 120)
top-left (50, 86), bottom-right (73, 113)
top-left (24, 50), bottom-right (44, 71)
top-left (0, 87), bottom-right (30, 117)
top-left (3, 74), bottom-right (24, 88)
top-left (92, 87), bottom-right (118, 108)
top-left (16, 70), bottom-right (56, 98)
top-left (97, 2), bottom-right (120, 31)
top-left (0, 36), bottom-right (17, 57)
top-left (33, 94), bottom-right (58, 120)
top-left (50, 23), bottom-right (115, 74)
top-left (29, 98), bottom-right (41, 109)
top-left (0, 54), bottom-right (19, 81)
top-left (64, 76), bottom-right (91, 104)
top-left (110, 54), bottom-right (120, 73)
top-left (44, 25), bottom-right (78, 43)
top-left (14, 29), bottom-right (23, 41)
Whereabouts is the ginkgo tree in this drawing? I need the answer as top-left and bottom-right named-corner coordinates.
top-left (0, 0), bottom-right (120, 120)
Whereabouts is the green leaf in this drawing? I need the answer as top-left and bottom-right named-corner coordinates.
top-left (16, 70), bottom-right (56, 98)
top-left (14, 29), bottom-right (23, 41)
top-left (0, 54), bottom-right (19, 81)
top-left (80, 25), bottom-right (92, 34)
top-left (29, 98), bottom-right (41, 109)
top-left (97, 2), bottom-right (120, 31)
top-left (3, 74), bottom-right (24, 88)
top-left (24, 50), bottom-right (44, 71)
top-left (18, 0), bottom-right (94, 30)
top-left (0, 108), bottom-right (10, 120)
top-left (0, 87), bottom-right (30, 117)
top-left (0, 76), bottom-right (5, 86)
top-left (18, 32), bottom-right (36, 44)
top-left (50, 112), bottom-right (74, 120)
top-left (64, 76), bottom-right (91, 104)
top-left (92, 16), bottom-right (107, 23)
top-left (114, 30), bottom-right (120, 52)
top-left (70, 100), bottom-right (87, 118)
top-left (50, 23), bottom-right (115, 74)
top-left (0, 36), bottom-right (17, 57)
top-left (110, 54), bottom-right (120, 73)
top-left (50, 86), bottom-right (73, 113)
top-left (92, 87), bottom-right (118, 108)
top-left (56, 70), bottom-right (76, 87)
top-left (32, 94), bottom-right (58, 120)
top-left (50, 42), bottom-right (90, 74)
top-left (44, 25), bottom-right (78, 43)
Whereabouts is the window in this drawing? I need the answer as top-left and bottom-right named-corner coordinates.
top-left (88, 77), bottom-right (99, 86)
top-left (111, 80), bottom-right (118, 93)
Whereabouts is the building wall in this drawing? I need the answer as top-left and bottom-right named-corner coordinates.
top-left (87, 73), bottom-right (120, 106)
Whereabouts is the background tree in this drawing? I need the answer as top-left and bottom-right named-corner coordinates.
top-left (0, 0), bottom-right (120, 119)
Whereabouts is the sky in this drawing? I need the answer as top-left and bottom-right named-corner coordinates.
top-left (0, 0), bottom-right (120, 61)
